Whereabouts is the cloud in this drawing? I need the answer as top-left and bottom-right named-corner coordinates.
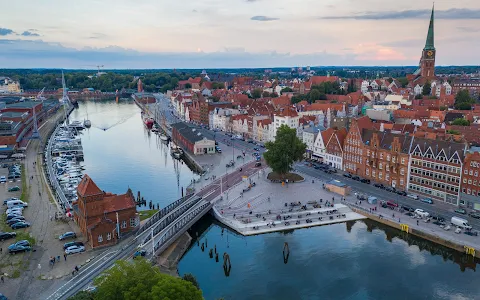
top-left (21, 31), bottom-right (40, 37)
top-left (250, 16), bottom-right (278, 21)
top-left (457, 26), bottom-right (480, 33)
top-left (0, 28), bottom-right (15, 36)
top-left (321, 8), bottom-right (480, 20)
top-left (88, 33), bottom-right (108, 39)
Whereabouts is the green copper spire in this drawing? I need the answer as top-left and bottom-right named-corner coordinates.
top-left (424, 4), bottom-right (435, 51)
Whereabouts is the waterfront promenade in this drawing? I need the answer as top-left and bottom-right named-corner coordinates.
top-left (213, 168), bottom-right (366, 235)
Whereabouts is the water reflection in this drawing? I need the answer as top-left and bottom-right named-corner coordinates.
top-left (179, 215), bottom-right (480, 300)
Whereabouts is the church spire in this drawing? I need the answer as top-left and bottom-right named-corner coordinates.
top-left (424, 4), bottom-right (435, 51)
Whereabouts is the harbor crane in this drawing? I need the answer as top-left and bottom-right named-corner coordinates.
top-left (36, 87), bottom-right (46, 101)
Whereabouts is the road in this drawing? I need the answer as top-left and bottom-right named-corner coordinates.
top-left (295, 163), bottom-right (480, 230)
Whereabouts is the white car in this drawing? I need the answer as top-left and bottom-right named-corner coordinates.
top-left (414, 209), bottom-right (429, 218)
top-left (407, 194), bottom-right (419, 200)
top-left (0, 176), bottom-right (6, 183)
top-left (65, 245), bottom-right (85, 255)
top-left (6, 207), bottom-right (23, 215)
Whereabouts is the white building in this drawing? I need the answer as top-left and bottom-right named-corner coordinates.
top-left (361, 80), bottom-right (370, 94)
top-left (414, 84), bottom-right (423, 96)
top-left (303, 126), bottom-right (323, 159)
top-left (272, 108), bottom-right (300, 141)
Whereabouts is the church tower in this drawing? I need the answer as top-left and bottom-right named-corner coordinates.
top-left (420, 5), bottom-right (435, 80)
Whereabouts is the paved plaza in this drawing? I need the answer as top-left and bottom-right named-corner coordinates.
top-left (212, 168), bottom-right (365, 235)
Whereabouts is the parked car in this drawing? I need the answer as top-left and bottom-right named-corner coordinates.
top-left (455, 208), bottom-right (467, 215)
top-left (226, 161), bottom-right (235, 168)
top-left (0, 232), bottom-right (16, 241)
top-left (8, 240), bottom-right (30, 250)
top-left (468, 212), bottom-right (480, 219)
top-left (407, 194), bottom-right (419, 200)
top-left (451, 216), bottom-right (472, 230)
top-left (246, 139), bottom-right (254, 143)
top-left (386, 201), bottom-right (398, 209)
top-left (421, 198), bottom-right (434, 204)
top-left (254, 162), bottom-right (262, 167)
top-left (8, 186), bottom-right (20, 192)
top-left (6, 217), bottom-right (25, 225)
top-left (6, 207), bottom-right (23, 215)
top-left (6, 213), bottom-right (23, 220)
top-left (352, 176), bottom-right (360, 181)
top-left (9, 244), bottom-right (31, 254)
top-left (1, 163), bottom-right (9, 168)
top-left (255, 156), bottom-right (261, 162)
top-left (63, 241), bottom-right (84, 250)
top-left (3, 197), bottom-right (19, 205)
top-left (59, 231), bottom-right (77, 241)
top-left (385, 186), bottom-right (396, 193)
top-left (215, 146), bottom-right (222, 153)
top-left (65, 245), bottom-right (86, 255)
top-left (253, 147), bottom-right (259, 151)
top-left (133, 249), bottom-right (147, 259)
top-left (356, 193), bottom-right (367, 200)
top-left (414, 209), bottom-right (430, 218)
top-left (373, 183), bottom-right (385, 189)
top-left (396, 190), bottom-right (407, 196)
top-left (11, 221), bottom-right (30, 229)
top-left (360, 178), bottom-right (371, 184)
top-left (401, 205), bottom-right (414, 212)
top-left (343, 173), bottom-right (352, 178)
top-left (431, 215), bottom-right (445, 223)
top-left (0, 176), bottom-right (6, 183)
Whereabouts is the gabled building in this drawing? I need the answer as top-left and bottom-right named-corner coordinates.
top-left (324, 128), bottom-right (347, 170)
top-left (460, 149), bottom-right (480, 209)
top-left (343, 116), bottom-right (373, 176)
top-left (74, 175), bottom-right (138, 249)
top-left (407, 138), bottom-right (466, 205)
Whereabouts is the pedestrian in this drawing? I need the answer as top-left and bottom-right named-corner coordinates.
top-left (398, 218), bottom-right (401, 222)
top-left (417, 220), bottom-right (419, 226)
top-left (1, 276), bottom-right (4, 283)
top-left (72, 270), bottom-right (75, 276)
top-left (75, 265), bottom-right (79, 272)
top-left (57, 255), bottom-right (60, 262)
top-left (64, 254), bottom-right (67, 261)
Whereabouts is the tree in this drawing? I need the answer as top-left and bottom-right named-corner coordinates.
top-left (398, 77), bottom-right (409, 88)
top-left (93, 259), bottom-right (203, 300)
top-left (422, 82), bottom-right (431, 96)
top-left (451, 118), bottom-right (470, 126)
top-left (454, 89), bottom-right (474, 110)
top-left (251, 88), bottom-right (262, 99)
top-left (387, 77), bottom-right (394, 83)
top-left (280, 87), bottom-right (293, 94)
top-left (67, 291), bottom-right (95, 300)
top-left (263, 125), bottom-right (306, 178)
top-left (182, 273), bottom-right (200, 290)
top-left (439, 106), bottom-right (447, 111)
top-left (455, 102), bottom-right (473, 110)
top-left (262, 91), bottom-right (270, 98)
top-left (415, 94), bottom-right (423, 100)
top-left (309, 89), bottom-right (321, 103)
top-left (270, 92), bottom-right (278, 98)
top-left (185, 83), bottom-right (192, 89)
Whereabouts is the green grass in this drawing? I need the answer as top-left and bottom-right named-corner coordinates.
top-left (20, 163), bottom-right (29, 202)
top-left (15, 231), bottom-right (36, 246)
top-left (139, 209), bottom-right (158, 221)
top-left (11, 269), bottom-right (20, 278)
top-left (0, 214), bottom-right (8, 232)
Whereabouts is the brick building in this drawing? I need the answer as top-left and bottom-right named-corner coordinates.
top-left (407, 139), bottom-right (466, 205)
top-left (460, 150), bottom-right (480, 209)
top-left (171, 122), bottom-right (215, 155)
top-left (189, 94), bottom-right (232, 125)
top-left (343, 117), bottom-right (373, 176)
top-left (74, 175), bottom-right (138, 249)
top-left (324, 128), bottom-right (347, 170)
top-left (362, 130), bottom-right (413, 191)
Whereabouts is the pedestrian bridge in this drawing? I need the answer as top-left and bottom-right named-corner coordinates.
top-left (136, 191), bottom-right (215, 256)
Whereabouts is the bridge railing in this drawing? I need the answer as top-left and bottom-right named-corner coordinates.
top-left (137, 193), bottom-right (194, 235)
top-left (140, 196), bottom-right (203, 245)
top-left (152, 201), bottom-right (213, 255)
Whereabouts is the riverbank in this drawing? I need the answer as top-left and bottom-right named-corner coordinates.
top-left (156, 232), bottom-right (192, 277)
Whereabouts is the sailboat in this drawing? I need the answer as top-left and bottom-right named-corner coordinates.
top-left (83, 112), bottom-right (91, 128)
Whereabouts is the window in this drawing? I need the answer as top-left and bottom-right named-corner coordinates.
top-left (470, 170), bottom-right (473, 175)
top-left (401, 158), bottom-right (405, 164)
top-left (107, 233), bottom-right (112, 241)
top-left (379, 163), bottom-right (383, 170)
top-left (400, 178), bottom-right (404, 185)
top-left (98, 235), bottom-right (103, 243)
top-left (400, 168), bottom-right (404, 175)
top-left (366, 168), bottom-right (370, 176)
top-left (130, 217), bottom-right (136, 227)
top-left (121, 220), bottom-right (127, 229)
top-left (379, 172), bottom-right (383, 179)
top-left (463, 178), bottom-right (467, 183)
top-left (387, 155), bottom-right (390, 161)
top-left (380, 153), bottom-right (384, 159)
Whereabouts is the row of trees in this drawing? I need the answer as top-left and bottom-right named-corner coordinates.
top-left (454, 90), bottom-right (476, 110)
top-left (4, 71), bottom-right (194, 93)
top-left (291, 81), bottom-right (345, 104)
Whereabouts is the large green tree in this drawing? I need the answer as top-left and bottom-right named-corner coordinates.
top-left (251, 88), bottom-right (262, 99)
top-left (93, 259), bottom-right (203, 300)
top-left (264, 125), bottom-right (306, 177)
top-left (422, 82), bottom-right (431, 96)
top-left (67, 291), bottom-right (95, 300)
top-left (454, 89), bottom-right (475, 110)
top-left (280, 87), bottom-right (293, 94)
top-left (451, 118), bottom-right (470, 126)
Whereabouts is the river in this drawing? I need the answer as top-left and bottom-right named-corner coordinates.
top-left (72, 100), bottom-right (480, 300)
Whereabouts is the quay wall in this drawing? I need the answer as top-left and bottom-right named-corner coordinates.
top-left (350, 206), bottom-right (479, 258)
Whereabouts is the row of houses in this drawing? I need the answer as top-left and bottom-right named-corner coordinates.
top-left (304, 116), bottom-right (480, 209)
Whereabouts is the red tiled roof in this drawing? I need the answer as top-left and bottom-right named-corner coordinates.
top-left (335, 128), bottom-right (348, 147)
top-left (321, 127), bottom-right (335, 143)
top-left (355, 116), bottom-right (373, 132)
top-left (276, 108), bottom-right (298, 118)
top-left (271, 96), bottom-right (290, 108)
top-left (103, 193), bottom-right (136, 213)
top-left (306, 103), bottom-right (344, 112)
top-left (77, 175), bottom-right (103, 197)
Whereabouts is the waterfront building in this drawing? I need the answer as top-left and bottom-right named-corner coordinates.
top-left (343, 117), bottom-right (373, 176)
top-left (460, 149), bottom-right (480, 209)
top-left (362, 130), bottom-right (413, 191)
top-left (74, 175), bottom-right (138, 249)
top-left (324, 128), bottom-right (347, 170)
top-left (407, 138), bottom-right (465, 205)
top-left (171, 122), bottom-right (216, 155)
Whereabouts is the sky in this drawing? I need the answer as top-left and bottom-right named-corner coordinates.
top-left (0, 0), bottom-right (479, 68)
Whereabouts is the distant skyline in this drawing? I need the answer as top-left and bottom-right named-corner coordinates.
top-left (1, 0), bottom-right (479, 68)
